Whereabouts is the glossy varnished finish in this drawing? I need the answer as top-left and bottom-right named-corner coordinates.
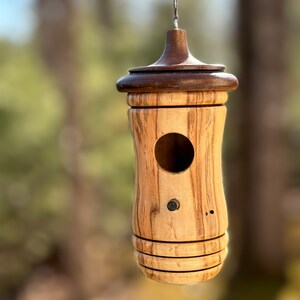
top-left (117, 71), bottom-right (238, 93)
top-left (116, 30), bottom-right (238, 93)
top-left (139, 264), bottom-right (223, 285)
top-left (130, 29), bottom-right (225, 72)
top-left (117, 27), bottom-right (238, 284)
top-left (129, 102), bottom-right (228, 242)
top-left (127, 93), bottom-right (230, 283)
top-left (128, 101), bottom-right (232, 283)
top-left (132, 233), bottom-right (229, 258)
top-left (128, 91), bottom-right (228, 107)
top-left (135, 248), bottom-right (228, 272)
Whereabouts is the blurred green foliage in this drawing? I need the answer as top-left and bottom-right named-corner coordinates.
top-left (0, 1), bottom-right (299, 299)
top-left (0, 40), bottom-right (67, 291)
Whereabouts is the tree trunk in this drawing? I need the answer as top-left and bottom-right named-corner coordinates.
top-left (37, 1), bottom-right (96, 298)
top-left (97, 0), bottom-right (114, 30)
top-left (233, 0), bottom-right (287, 277)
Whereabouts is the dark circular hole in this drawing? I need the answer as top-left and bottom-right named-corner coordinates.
top-left (155, 133), bottom-right (194, 173)
top-left (167, 199), bottom-right (180, 212)
top-left (210, 210), bottom-right (215, 215)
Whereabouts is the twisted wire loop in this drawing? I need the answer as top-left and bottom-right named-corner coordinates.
top-left (173, 0), bottom-right (179, 28)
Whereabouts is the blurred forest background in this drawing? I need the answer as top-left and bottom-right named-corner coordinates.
top-left (0, 0), bottom-right (299, 299)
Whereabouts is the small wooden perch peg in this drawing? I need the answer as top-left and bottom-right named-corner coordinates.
top-left (117, 28), bottom-right (238, 285)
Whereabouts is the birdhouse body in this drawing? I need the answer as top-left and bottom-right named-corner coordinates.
top-left (117, 30), bottom-right (238, 284)
top-left (129, 93), bottom-right (228, 284)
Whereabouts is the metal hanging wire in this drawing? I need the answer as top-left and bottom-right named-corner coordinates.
top-left (173, 0), bottom-right (179, 29)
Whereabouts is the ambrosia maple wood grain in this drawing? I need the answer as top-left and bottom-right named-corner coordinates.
top-left (129, 99), bottom-right (228, 242)
top-left (127, 92), bottom-right (229, 283)
top-left (132, 232), bottom-right (229, 257)
top-left (117, 29), bottom-right (238, 284)
top-left (134, 248), bottom-right (228, 272)
top-left (127, 91), bottom-right (228, 107)
top-left (139, 264), bottom-right (223, 285)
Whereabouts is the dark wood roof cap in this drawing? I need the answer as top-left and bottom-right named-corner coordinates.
top-left (117, 29), bottom-right (238, 93)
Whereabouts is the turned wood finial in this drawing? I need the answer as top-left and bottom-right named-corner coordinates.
top-left (151, 29), bottom-right (220, 69)
top-left (130, 29), bottom-right (225, 72)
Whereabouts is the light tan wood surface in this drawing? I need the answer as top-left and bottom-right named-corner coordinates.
top-left (127, 92), bottom-right (230, 284)
top-left (139, 264), bottom-right (223, 285)
top-left (134, 248), bottom-right (227, 272)
top-left (117, 27), bottom-right (238, 285)
top-left (132, 232), bottom-right (229, 258)
top-left (129, 97), bottom-right (228, 242)
top-left (128, 91), bottom-right (228, 107)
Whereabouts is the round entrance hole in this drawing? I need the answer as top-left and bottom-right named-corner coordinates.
top-left (154, 133), bottom-right (194, 173)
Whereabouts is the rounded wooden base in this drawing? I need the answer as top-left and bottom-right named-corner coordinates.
top-left (138, 264), bottom-right (223, 285)
top-left (133, 234), bottom-right (228, 284)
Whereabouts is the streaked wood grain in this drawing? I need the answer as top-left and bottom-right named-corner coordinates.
top-left (128, 91), bottom-right (228, 107)
top-left (132, 232), bottom-right (229, 258)
top-left (134, 248), bottom-right (227, 272)
top-left (139, 264), bottom-right (223, 285)
top-left (129, 101), bottom-right (228, 242)
top-left (127, 92), bottom-right (230, 284)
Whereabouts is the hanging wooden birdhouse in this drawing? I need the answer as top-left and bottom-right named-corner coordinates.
top-left (116, 2), bottom-right (238, 285)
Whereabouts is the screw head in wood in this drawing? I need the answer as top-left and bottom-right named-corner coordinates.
top-left (167, 199), bottom-right (180, 211)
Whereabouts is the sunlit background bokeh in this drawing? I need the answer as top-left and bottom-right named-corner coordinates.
top-left (0, 0), bottom-right (299, 300)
